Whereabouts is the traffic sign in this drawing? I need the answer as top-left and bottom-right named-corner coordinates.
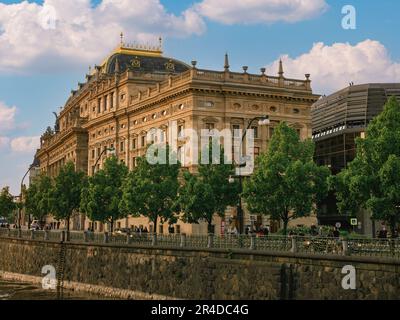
top-left (335, 222), bottom-right (341, 229)
top-left (350, 218), bottom-right (358, 226)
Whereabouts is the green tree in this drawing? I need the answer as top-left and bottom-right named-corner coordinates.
top-left (243, 122), bottom-right (330, 235)
top-left (177, 144), bottom-right (240, 233)
top-left (50, 162), bottom-right (86, 232)
top-left (332, 97), bottom-right (400, 237)
top-left (0, 186), bottom-right (16, 222)
top-left (81, 156), bottom-right (128, 232)
top-left (120, 146), bottom-right (179, 234)
top-left (25, 174), bottom-right (53, 224)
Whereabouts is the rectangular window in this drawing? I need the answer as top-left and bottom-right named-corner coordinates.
top-left (269, 127), bottom-right (275, 139)
top-left (251, 126), bottom-right (258, 139)
top-left (120, 141), bottom-right (124, 152)
top-left (141, 136), bottom-right (146, 147)
top-left (159, 225), bottom-right (164, 234)
top-left (97, 98), bottom-right (102, 113)
top-left (178, 125), bottom-right (184, 138)
top-left (233, 125), bottom-right (240, 137)
top-left (104, 95), bottom-right (108, 111)
top-left (91, 149), bottom-right (95, 159)
top-left (97, 147), bottom-right (101, 157)
top-left (110, 92), bottom-right (114, 109)
top-left (254, 147), bottom-right (260, 158)
top-left (132, 138), bottom-right (137, 150)
top-left (132, 157), bottom-right (137, 167)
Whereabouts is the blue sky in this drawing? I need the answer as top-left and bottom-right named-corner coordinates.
top-left (0, 0), bottom-right (399, 194)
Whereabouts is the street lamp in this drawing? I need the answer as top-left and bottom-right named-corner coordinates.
top-left (92, 147), bottom-right (116, 175)
top-left (18, 164), bottom-right (34, 229)
top-left (230, 115), bottom-right (270, 234)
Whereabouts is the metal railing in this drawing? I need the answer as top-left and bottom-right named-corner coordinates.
top-left (1, 228), bottom-right (400, 259)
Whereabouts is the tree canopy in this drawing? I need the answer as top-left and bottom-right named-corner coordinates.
top-left (50, 162), bottom-right (86, 231)
top-left (177, 143), bottom-right (239, 233)
top-left (81, 156), bottom-right (128, 232)
top-left (331, 96), bottom-right (400, 236)
top-left (25, 174), bottom-right (53, 223)
top-left (0, 186), bottom-right (16, 222)
top-left (243, 122), bottom-right (330, 235)
top-left (120, 146), bottom-right (180, 233)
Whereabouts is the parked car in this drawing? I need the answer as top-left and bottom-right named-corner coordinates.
top-left (0, 217), bottom-right (9, 228)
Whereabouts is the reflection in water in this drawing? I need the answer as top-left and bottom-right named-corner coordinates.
top-left (0, 279), bottom-right (112, 300)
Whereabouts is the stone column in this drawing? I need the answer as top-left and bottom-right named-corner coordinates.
top-left (180, 233), bottom-right (187, 248)
top-left (151, 234), bottom-right (157, 246)
top-left (207, 234), bottom-right (214, 248)
top-left (250, 234), bottom-right (256, 250)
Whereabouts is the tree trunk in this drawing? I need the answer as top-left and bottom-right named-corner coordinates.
top-left (390, 216), bottom-right (396, 239)
top-left (110, 217), bottom-right (114, 233)
top-left (66, 216), bottom-right (71, 242)
top-left (282, 217), bottom-right (289, 236)
top-left (153, 215), bottom-right (158, 234)
top-left (207, 220), bottom-right (214, 234)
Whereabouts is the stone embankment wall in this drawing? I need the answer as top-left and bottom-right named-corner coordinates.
top-left (0, 237), bottom-right (399, 299)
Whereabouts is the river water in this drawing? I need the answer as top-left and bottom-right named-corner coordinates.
top-left (0, 279), bottom-right (110, 300)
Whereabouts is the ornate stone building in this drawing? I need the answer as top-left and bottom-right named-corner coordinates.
top-left (36, 38), bottom-right (319, 234)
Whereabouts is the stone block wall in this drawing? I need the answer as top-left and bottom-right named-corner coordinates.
top-left (0, 238), bottom-right (399, 299)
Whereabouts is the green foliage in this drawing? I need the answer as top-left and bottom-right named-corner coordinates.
top-left (277, 225), bottom-right (313, 236)
top-left (332, 97), bottom-right (400, 236)
top-left (50, 162), bottom-right (86, 231)
top-left (0, 186), bottom-right (16, 221)
top-left (80, 156), bottom-right (128, 232)
top-left (177, 143), bottom-right (240, 233)
top-left (25, 174), bottom-right (53, 222)
top-left (243, 122), bottom-right (330, 235)
top-left (120, 146), bottom-right (180, 233)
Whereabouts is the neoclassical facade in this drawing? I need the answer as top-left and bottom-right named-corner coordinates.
top-left (36, 39), bottom-right (319, 234)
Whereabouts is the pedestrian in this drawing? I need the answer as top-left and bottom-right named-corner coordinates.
top-left (333, 227), bottom-right (340, 238)
top-left (378, 227), bottom-right (387, 239)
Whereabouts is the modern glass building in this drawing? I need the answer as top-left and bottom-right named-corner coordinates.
top-left (312, 83), bottom-right (400, 235)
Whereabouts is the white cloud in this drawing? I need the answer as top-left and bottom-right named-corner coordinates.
top-left (267, 39), bottom-right (400, 95)
top-left (10, 136), bottom-right (40, 153)
top-left (0, 0), bottom-right (206, 73)
top-left (194, 0), bottom-right (328, 25)
top-left (0, 101), bottom-right (17, 132)
top-left (0, 137), bottom-right (10, 149)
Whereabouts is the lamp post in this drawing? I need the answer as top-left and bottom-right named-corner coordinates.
top-left (92, 147), bottom-right (116, 176)
top-left (18, 164), bottom-right (34, 229)
top-left (230, 115), bottom-right (270, 234)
